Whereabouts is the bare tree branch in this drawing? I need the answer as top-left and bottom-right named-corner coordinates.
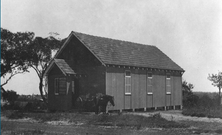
top-left (1, 71), bottom-right (25, 87)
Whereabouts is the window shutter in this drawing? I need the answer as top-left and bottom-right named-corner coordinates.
top-left (125, 71), bottom-right (131, 95)
top-left (166, 75), bottom-right (171, 94)
top-left (55, 78), bottom-right (60, 94)
top-left (147, 73), bottom-right (153, 94)
top-left (72, 81), bottom-right (75, 94)
top-left (59, 78), bottom-right (66, 94)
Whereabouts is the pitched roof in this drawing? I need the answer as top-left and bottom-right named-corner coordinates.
top-left (72, 31), bottom-right (184, 71)
top-left (54, 59), bottom-right (75, 75)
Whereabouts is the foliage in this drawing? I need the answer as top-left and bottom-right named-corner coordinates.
top-left (1, 90), bottom-right (18, 104)
top-left (182, 80), bottom-right (194, 95)
top-left (208, 71), bottom-right (222, 104)
top-left (2, 111), bottom-right (187, 128)
top-left (183, 94), bottom-right (199, 108)
top-left (182, 106), bottom-right (222, 118)
top-left (182, 80), bottom-right (199, 108)
top-left (1, 28), bottom-right (34, 89)
top-left (26, 34), bottom-right (65, 104)
top-left (1, 28), bottom-right (65, 105)
top-left (182, 93), bottom-right (222, 118)
top-left (9, 129), bottom-right (45, 135)
top-left (91, 114), bottom-right (187, 128)
top-left (182, 79), bottom-right (221, 118)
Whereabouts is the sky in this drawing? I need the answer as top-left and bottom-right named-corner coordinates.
top-left (1, 0), bottom-right (222, 95)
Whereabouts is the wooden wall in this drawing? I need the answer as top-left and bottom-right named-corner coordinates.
top-left (152, 75), bottom-right (166, 107)
top-left (106, 67), bottom-right (182, 111)
top-left (48, 65), bottom-right (73, 111)
top-left (78, 66), bottom-right (106, 96)
top-left (48, 36), bottom-right (106, 111)
top-left (57, 36), bottom-right (106, 97)
top-left (106, 67), bottom-right (124, 110)
top-left (173, 76), bottom-right (182, 106)
top-left (131, 70), bottom-right (147, 109)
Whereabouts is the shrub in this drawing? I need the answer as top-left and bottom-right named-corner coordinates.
top-left (10, 129), bottom-right (45, 135)
top-left (90, 114), bottom-right (187, 128)
top-left (182, 107), bottom-right (222, 118)
top-left (183, 93), bottom-right (222, 118)
top-left (4, 110), bottom-right (25, 119)
top-left (1, 90), bottom-right (18, 109)
top-left (183, 94), bottom-right (199, 108)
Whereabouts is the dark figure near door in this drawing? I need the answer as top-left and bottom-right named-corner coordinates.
top-left (94, 93), bottom-right (115, 114)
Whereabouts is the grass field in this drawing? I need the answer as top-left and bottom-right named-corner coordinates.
top-left (182, 106), bottom-right (222, 118)
top-left (2, 110), bottom-right (187, 129)
top-left (2, 110), bottom-right (222, 135)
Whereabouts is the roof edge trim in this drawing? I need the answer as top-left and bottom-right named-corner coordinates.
top-left (105, 63), bottom-right (185, 72)
top-left (44, 59), bottom-right (55, 76)
top-left (54, 33), bottom-right (73, 58)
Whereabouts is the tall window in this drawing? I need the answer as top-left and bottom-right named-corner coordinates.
top-left (72, 81), bottom-right (75, 94)
top-left (125, 71), bottom-right (131, 95)
top-left (54, 78), bottom-right (66, 95)
top-left (166, 74), bottom-right (171, 94)
top-left (147, 73), bottom-right (153, 94)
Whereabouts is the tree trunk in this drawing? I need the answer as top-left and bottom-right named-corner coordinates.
top-left (219, 87), bottom-right (221, 105)
top-left (1, 86), bottom-right (6, 93)
top-left (39, 77), bottom-right (48, 105)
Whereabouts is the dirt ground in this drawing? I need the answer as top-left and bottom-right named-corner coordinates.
top-left (130, 110), bottom-right (222, 134)
top-left (1, 110), bottom-right (222, 135)
top-left (132, 110), bottom-right (222, 123)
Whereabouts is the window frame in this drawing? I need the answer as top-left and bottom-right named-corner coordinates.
top-left (54, 78), bottom-right (59, 95)
top-left (125, 70), bottom-right (132, 95)
top-left (147, 72), bottom-right (153, 79)
top-left (72, 81), bottom-right (75, 94)
top-left (147, 72), bottom-right (153, 95)
top-left (166, 74), bottom-right (171, 94)
top-left (54, 77), bottom-right (66, 95)
top-left (166, 74), bottom-right (171, 79)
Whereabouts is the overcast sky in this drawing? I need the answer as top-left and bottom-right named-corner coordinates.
top-left (1, 0), bottom-right (222, 95)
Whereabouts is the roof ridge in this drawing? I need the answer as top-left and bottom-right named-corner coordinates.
top-left (71, 31), bottom-right (156, 48)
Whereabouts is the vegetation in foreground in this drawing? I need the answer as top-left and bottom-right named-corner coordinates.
top-left (182, 93), bottom-right (222, 118)
top-left (182, 80), bottom-right (222, 118)
top-left (182, 106), bottom-right (222, 118)
top-left (1, 129), bottom-right (45, 135)
top-left (2, 110), bottom-right (187, 129)
top-left (2, 110), bottom-right (221, 135)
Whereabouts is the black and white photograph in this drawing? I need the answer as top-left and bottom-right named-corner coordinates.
top-left (1, 0), bottom-right (222, 134)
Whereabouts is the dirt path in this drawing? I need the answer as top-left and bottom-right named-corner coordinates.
top-left (130, 110), bottom-right (222, 134)
top-left (130, 110), bottom-right (222, 123)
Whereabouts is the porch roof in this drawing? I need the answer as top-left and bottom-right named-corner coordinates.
top-left (54, 59), bottom-right (76, 75)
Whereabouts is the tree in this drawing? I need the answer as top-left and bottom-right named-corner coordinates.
top-left (27, 34), bottom-right (65, 104)
top-left (182, 80), bottom-right (194, 96)
top-left (1, 90), bottom-right (18, 105)
top-left (1, 28), bottom-right (34, 92)
top-left (182, 80), bottom-right (199, 107)
top-left (208, 71), bottom-right (222, 104)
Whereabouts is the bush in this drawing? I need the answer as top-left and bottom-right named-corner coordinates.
top-left (182, 107), bottom-right (222, 118)
top-left (1, 90), bottom-right (18, 107)
top-left (183, 93), bottom-right (222, 118)
top-left (90, 113), bottom-right (187, 128)
top-left (183, 94), bottom-right (199, 108)
top-left (9, 129), bottom-right (45, 135)
top-left (197, 94), bottom-right (221, 109)
top-left (3, 110), bottom-right (25, 119)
